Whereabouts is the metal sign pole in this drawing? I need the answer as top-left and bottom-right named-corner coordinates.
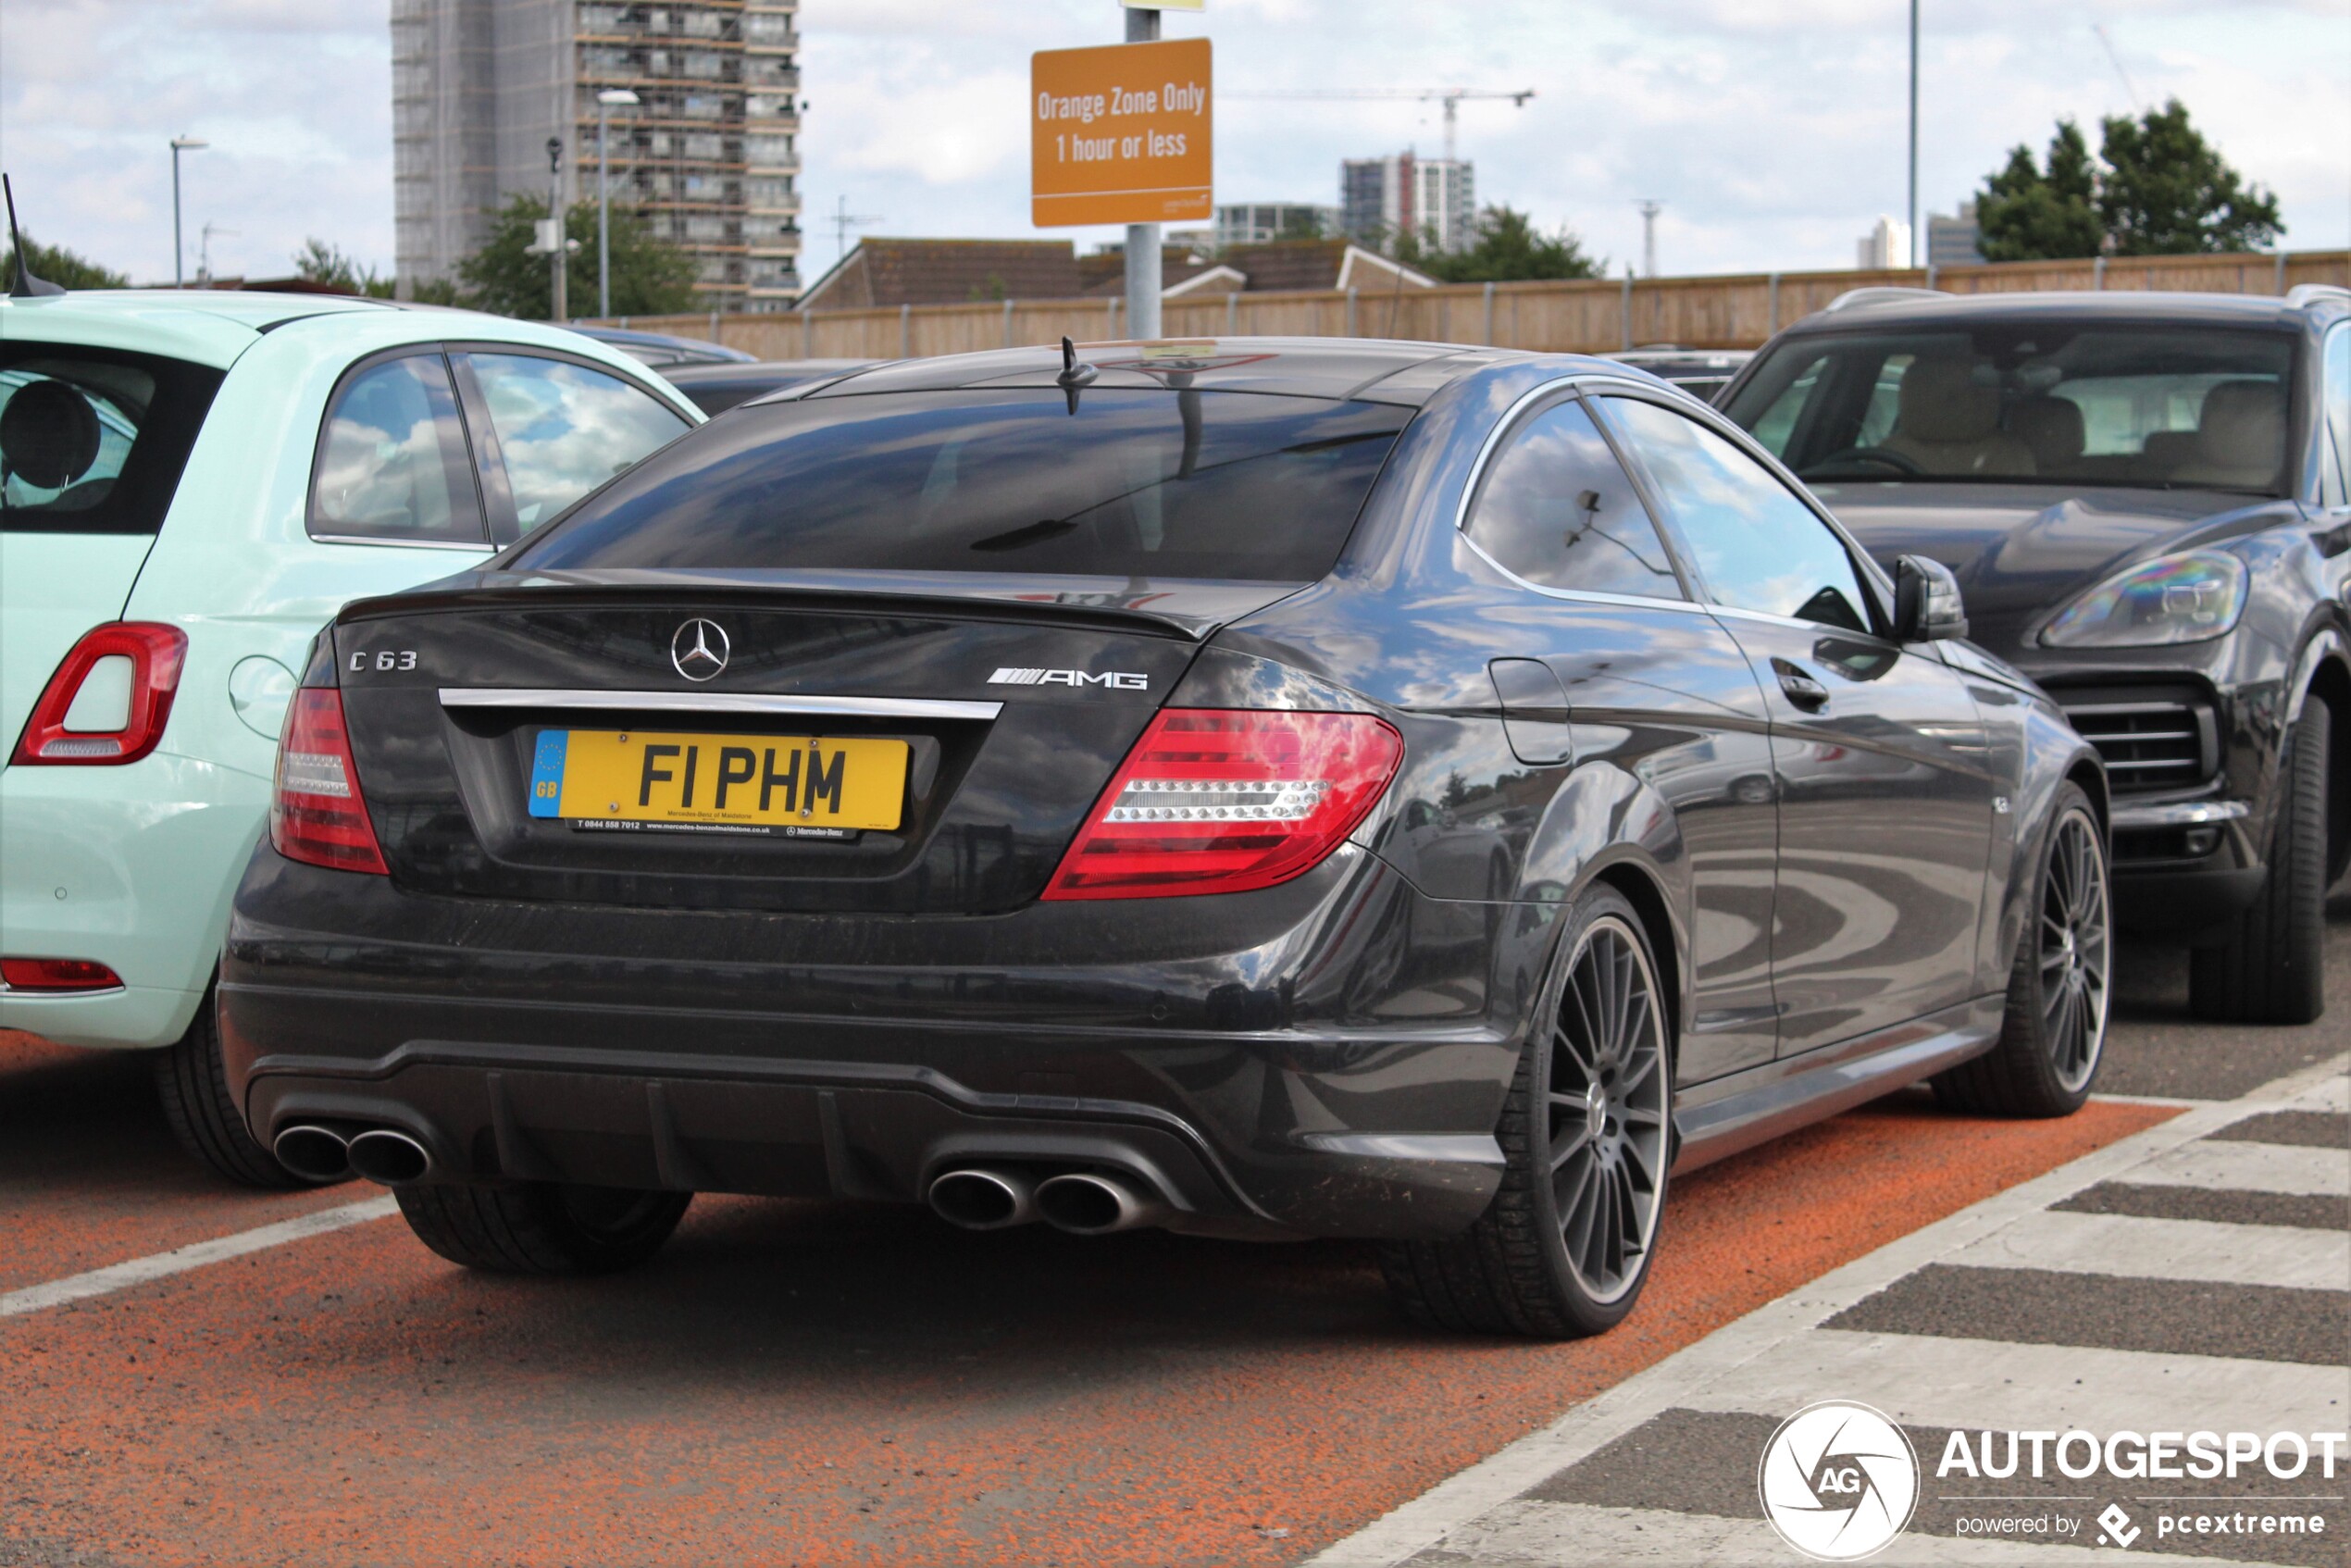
top-left (1123, 6), bottom-right (1163, 341)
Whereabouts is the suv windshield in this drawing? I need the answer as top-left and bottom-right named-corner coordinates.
top-left (510, 389), bottom-right (1409, 581)
top-left (1723, 325), bottom-right (2296, 493)
top-left (0, 344), bottom-right (225, 534)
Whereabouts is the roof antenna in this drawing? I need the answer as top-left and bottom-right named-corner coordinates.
top-left (1055, 334), bottom-right (1097, 416)
top-left (4, 176), bottom-right (67, 299)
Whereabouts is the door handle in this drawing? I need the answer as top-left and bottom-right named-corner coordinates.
top-left (1773, 660), bottom-right (1830, 712)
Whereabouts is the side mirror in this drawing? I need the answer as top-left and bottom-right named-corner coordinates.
top-left (1895, 554), bottom-right (1969, 642)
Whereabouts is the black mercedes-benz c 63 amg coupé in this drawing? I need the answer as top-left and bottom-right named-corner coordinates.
top-left (224, 339), bottom-right (2108, 1338)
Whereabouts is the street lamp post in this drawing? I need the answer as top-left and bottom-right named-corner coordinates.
top-left (547, 137), bottom-right (567, 323)
top-left (596, 89), bottom-right (640, 319)
top-left (1907, 0), bottom-right (1920, 269)
top-left (169, 135), bottom-right (207, 289)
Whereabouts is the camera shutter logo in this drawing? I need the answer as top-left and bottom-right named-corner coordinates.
top-left (1757, 1400), bottom-right (1921, 1561)
top-left (670, 618), bottom-right (730, 682)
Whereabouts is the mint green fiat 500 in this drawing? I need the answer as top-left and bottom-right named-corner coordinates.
top-left (1, 281), bottom-right (701, 1183)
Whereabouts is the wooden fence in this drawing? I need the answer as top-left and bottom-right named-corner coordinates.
top-left (596, 248), bottom-right (2351, 363)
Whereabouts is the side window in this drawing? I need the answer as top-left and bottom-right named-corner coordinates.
top-left (2324, 325), bottom-right (2350, 507)
top-left (1463, 395), bottom-right (1684, 600)
top-left (1746, 354), bottom-right (1827, 459)
top-left (308, 354), bottom-right (485, 546)
top-left (460, 353), bottom-right (690, 532)
top-left (1601, 396), bottom-right (1873, 634)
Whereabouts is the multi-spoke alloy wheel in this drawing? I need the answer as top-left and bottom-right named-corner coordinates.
top-left (1545, 914), bottom-right (1672, 1305)
top-left (1933, 784), bottom-right (2110, 1118)
top-left (1381, 883), bottom-right (1674, 1338)
top-left (2037, 809), bottom-right (2109, 1093)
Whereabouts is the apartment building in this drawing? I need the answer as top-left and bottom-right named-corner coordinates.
top-left (392, 0), bottom-right (803, 312)
top-left (1338, 153), bottom-right (1475, 255)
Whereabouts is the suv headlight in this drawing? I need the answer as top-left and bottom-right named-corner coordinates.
top-left (2040, 550), bottom-right (2249, 648)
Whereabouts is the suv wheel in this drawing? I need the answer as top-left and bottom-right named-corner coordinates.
top-left (1381, 885), bottom-right (1673, 1338)
top-left (2190, 698), bottom-right (2331, 1025)
top-left (1934, 783), bottom-right (2108, 1116)
top-left (395, 1182), bottom-right (691, 1274)
top-left (155, 984), bottom-right (325, 1188)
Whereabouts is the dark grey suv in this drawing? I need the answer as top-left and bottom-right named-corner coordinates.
top-left (1722, 286), bottom-right (2351, 1022)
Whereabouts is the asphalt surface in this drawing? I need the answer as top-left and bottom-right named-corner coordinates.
top-left (0, 895), bottom-right (2343, 1568)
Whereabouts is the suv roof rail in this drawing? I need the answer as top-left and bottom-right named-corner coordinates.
top-left (2283, 283), bottom-right (2351, 311)
top-left (1822, 286), bottom-right (1948, 313)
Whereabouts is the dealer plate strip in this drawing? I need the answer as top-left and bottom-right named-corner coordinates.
top-left (439, 688), bottom-right (1002, 722)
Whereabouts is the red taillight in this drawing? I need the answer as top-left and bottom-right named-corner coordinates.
top-left (0, 958), bottom-right (123, 992)
top-left (269, 688), bottom-right (389, 875)
top-left (9, 622), bottom-right (188, 766)
top-left (1043, 708), bottom-right (1403, 901)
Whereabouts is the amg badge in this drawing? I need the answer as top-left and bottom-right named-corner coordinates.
top-left (989, 667), bottom-right (1149, 691)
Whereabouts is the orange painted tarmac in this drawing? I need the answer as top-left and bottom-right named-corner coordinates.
top-left (0, 1027), bottom-right (2171, 1567)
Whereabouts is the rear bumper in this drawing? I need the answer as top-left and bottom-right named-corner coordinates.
top-left (0, 753), bottom-right (268, 1049)
top-left (220, 843), bottom-right (1533, 1239)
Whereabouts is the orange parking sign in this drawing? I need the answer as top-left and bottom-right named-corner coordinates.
top-left (1031, 38), bottom-right (1213, 228)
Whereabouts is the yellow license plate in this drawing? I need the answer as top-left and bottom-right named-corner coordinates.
top-left (529, 729), bottom-right (909, 832)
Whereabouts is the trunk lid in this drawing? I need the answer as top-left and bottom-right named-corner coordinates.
top-left (330, 570), bottom-right (1301, 914)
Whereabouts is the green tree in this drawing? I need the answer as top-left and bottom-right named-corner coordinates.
top-left (0, 233), bottom-right (128, 290)
top-left (1978, 120), bottom-right (2103, 261)
top-left (1275, 208), bottom-right (1326, 242)
top-left (1976, 101), bottom-right (2282, 262)
top-left (1401, 205), bottom-right (1603, 283)
top-left (456, 193), bottom-right (699, 320)
top-left (293, 237), bottom-right (396, 298)
top-left (2098, 99), bottom-right (2282, 255)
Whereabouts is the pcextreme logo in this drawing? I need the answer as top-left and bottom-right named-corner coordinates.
top-left (1758, 1400), bottom-right (1922, 1561)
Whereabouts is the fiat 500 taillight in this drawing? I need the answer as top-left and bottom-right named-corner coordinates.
top-left (9, 622), bottom-right (188, 766)
top-left (1043, 708), bottom-right (1403, 901)
top-left (269, 688), bottom-right (389, 875)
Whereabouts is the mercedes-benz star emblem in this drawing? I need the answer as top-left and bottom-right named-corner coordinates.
top-left (669, 618), bottom-right (730, 682)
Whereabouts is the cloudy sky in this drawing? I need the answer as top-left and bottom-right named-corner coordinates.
top-left (0, 0), bottom-right (2343, 288)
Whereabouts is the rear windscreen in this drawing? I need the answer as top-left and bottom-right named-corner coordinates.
top-left (509, 389), bottom-right (1409, 581)
top-left (0, 343), bottom-right (225, 534)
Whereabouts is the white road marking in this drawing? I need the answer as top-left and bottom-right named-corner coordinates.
top-left (2132, 1139), bottom-right (2350, 1198)
top-left (1942, 1208), bottom-right (2351, 1291)
top-left (1302, 1052), bottom-right (2351, 1568)
top-left (1686, 1330), bottom-right (2351, 1437)
top-left (1408, 1500), bottom-right (2286, 1568)
top-left (0, 1196), bottom-right (399, 1319)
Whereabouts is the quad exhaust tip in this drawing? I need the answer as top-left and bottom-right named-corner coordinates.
top-left (345, 1127), bottom-right (433, 1186)
top-left (1034, 1171), bottom-right (1167, 1236)
top-left (272, 1124), bottom-right (353, 1183)
top-left (927, 1167), bottom-right (1038, 1230)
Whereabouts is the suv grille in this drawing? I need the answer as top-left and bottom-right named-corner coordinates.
top-left (2060, 696), bottom-right (2216, 793)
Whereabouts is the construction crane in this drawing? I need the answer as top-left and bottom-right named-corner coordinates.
top-left (1222, 87), bottom-right (1536, 163)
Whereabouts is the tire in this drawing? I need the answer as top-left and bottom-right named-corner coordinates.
top-left (394, 1181), bottom-right (690, 1275)
top-left (2189, 698), bottom-right (2331, 1026)
top-left (1933, 784), bottom-right (2109, 1118)
top-left (1381, 885), bottom-right (1673, 1338)
top-left (153, 984), bottom-right (321, 1188)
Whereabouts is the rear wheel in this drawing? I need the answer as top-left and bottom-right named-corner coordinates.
top-left (1382, 885), bottom-right (1672, 1338)
top-left (2190, 698), bottom-right (2331, 1025)
top-left (1934, 784), bottom-right (2108, 1117)
top-left (154, 985), bottom-right (321, 1189)
top-left (394, 1182), bottom-right (690, 1275)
